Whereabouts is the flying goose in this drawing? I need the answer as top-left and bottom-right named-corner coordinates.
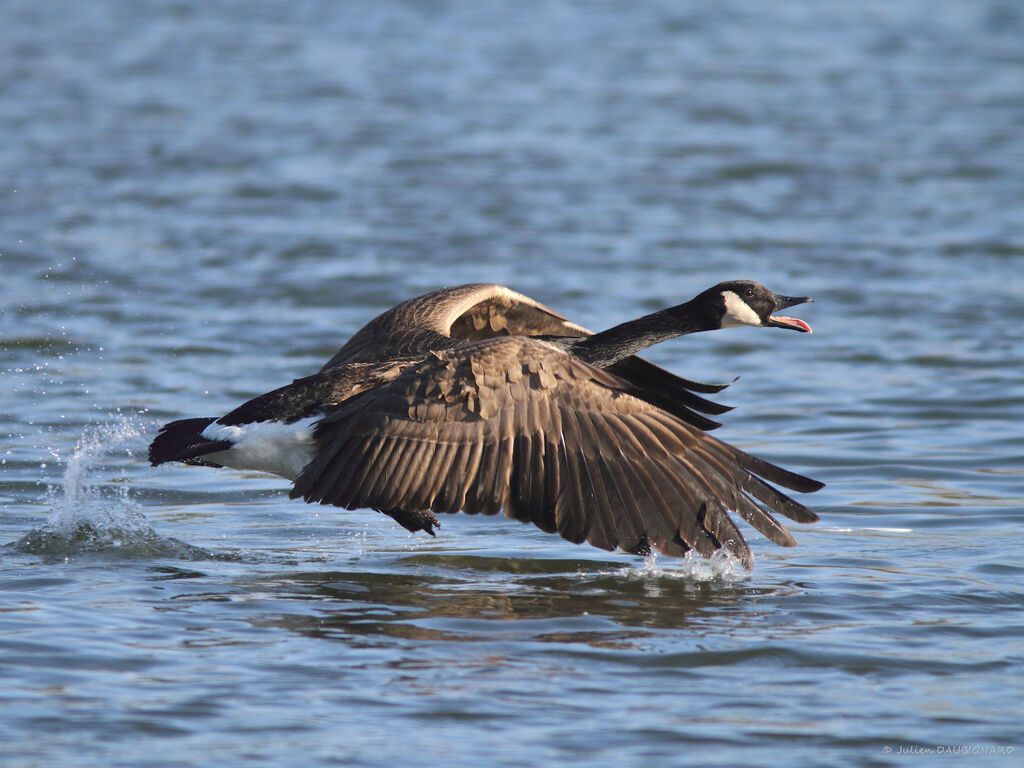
top-left (149, 280), bottom-right (821, 568)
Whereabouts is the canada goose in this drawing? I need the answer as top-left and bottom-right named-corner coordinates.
top-left (150, 280), bottom-right (821, 568)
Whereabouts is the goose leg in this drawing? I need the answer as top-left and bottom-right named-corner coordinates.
top-left (381, 508), bottom-right (441, 536)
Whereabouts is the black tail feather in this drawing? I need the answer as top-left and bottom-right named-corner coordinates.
top-left (149, 417), bottom-right (230, 467)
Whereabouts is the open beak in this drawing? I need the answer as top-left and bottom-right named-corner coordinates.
top-left (767, 294), bottom-right (813, 333)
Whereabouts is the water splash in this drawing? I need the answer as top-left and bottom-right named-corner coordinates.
top-left (625, 549), bottom-right (749, 585)
top-left (15, 414), bottom-right (211, 560)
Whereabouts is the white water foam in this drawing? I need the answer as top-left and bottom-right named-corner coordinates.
top-left (16, 413), bottom-right (209, 559)
top-left (46, 413), bottom-right (147, 534)
top-left (624, 548), bottom-right (750, 585)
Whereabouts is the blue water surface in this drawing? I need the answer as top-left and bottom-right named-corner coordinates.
top-left (2, 2), bottom-right (1022, 767)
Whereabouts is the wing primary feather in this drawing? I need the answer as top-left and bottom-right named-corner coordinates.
top-left (698, 500), bottom-right (752, 568)
top-left (632, 419), bottom-right (729, 556)
top-left (320, 433), bottom-right (378, 507)
top-left (567, 407), bottom-right (622, 552)
top-left (601, 413), bottom-right (680, 553)
top-left (612, 414), bottom-right (712, 552)
top-left (741, 472), bottom-right (821, 523)
top-left (665, 438), bottom-right (798, 548)
top-left (294, 426), bottom-right (356, 504)
top-left (609, 356), bottom-right (733, 396)
top-left (455, 439), bottom-right (485, 514)
top-left (576, 450), bottom-right (615, 550)
top-left (732, 449), bottom-right (825, 493)
top-left (381, 438), bottom-right (432, 511)
top-left (433, 442), bottom-right (471, 513)
top-left (364, 437), bottom-right (412, 510)
top-left (352, 431), bottom-right (405, 506)
top-left (403, 437), bottom-right (438, 505)
top-left (555, 433), bottom-right (590, 543)
top-left (411, 436), bottom-right (455, 511)
top-left (527, 432), bottom-right (548, 522)
top-left (580, 410), bottom-right (648, 552)
top-left (541, 435), bottom-right (562, 528)
top-left (462, 437), bottom-right (491, 513)
top-left (471, 433), bottom-right (505, 515)
top-left (642, 411), bottom-right (808, 546)
top-left (656, 462), bottom-right (722, 558)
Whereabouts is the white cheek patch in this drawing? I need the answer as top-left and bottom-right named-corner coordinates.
top-left (201, 416), bottom-right (319, 480)
top-left (720, 290), bottom-right (763, 328)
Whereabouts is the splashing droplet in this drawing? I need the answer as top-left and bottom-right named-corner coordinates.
top-left (16, 414), bottom-right (212, 560)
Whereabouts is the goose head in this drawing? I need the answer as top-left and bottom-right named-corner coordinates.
top-left (711, 280), bottom-right (813, 333)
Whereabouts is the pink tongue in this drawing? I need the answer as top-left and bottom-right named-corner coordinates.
top-left (773, 315), bottom-right (812, 333)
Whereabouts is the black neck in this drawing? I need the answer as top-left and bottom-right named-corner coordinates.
top-left (569, 298), bottom-right (719, 368)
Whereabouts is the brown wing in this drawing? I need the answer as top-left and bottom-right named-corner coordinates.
top-left (294, 337), bottom-right (821, 568)
top-left (320, 284), bottom-right (589, 370)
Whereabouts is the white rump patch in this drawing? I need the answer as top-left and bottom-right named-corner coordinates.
top-left (200, 416), bottom-right (319, 480)
top-left (720, 290), bottom-right (763, 328)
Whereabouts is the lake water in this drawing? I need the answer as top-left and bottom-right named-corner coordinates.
top-left (2, 1), bottom-right (1022, 766)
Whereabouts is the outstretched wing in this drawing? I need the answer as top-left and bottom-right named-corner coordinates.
top-left (293, 337), bottom-right (821, 568)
